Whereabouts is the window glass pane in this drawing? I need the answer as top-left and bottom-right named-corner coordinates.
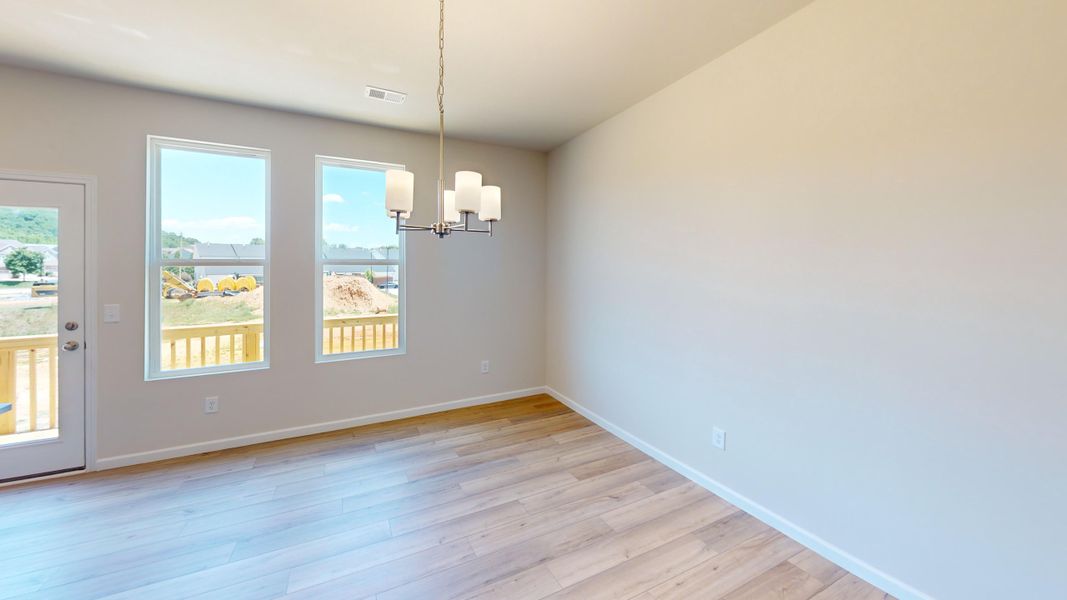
top-left (0, 206), bottom-right (60, 444)
top-left (160, 147), bottom-right (266, 258)
top-left (321, 265), bottom-right (399, 355)
top-left (321, 165), bottom-right (398, 253)
top-left (151, 141), bottom-right (268, 377)
top-left (159, 267), bottom-right (265, 370)
top-left (318, 160), bottom-right (403, 360)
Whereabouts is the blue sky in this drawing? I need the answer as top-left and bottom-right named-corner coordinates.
top-left (160, 148), bottom-right (397, 248)
top-left (321, 164), bottom-right (398, 248)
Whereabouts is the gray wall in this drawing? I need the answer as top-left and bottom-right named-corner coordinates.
top-left (546, 1), bottom-right (1067, 598)
top-left (0, 64), bottom-right (546, 461)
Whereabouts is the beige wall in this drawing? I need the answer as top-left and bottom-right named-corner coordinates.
top-left (546, 1), bottom-right (1067, 598)
top-left (0, 64), bottom-right (546, 462)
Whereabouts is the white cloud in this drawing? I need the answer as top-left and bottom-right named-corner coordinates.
top-left (323, 193), bottom-right (345, 204)
top-left (325, 222), bottom-right (360, 233)
top-left (162, 216), bottom-right (261, 230)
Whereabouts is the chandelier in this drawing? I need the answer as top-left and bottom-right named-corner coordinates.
top-left (385, 0), bottom-right (501, 238)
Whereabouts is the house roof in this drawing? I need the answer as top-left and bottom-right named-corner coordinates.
top-left (23, 244), bottom-right (58, 255)
top-left (0, 241), bottom-right (58, 255)
top-left (323, 246), bottom-right (400, 261)
top-left (192, 243), bottom-right (265, 260)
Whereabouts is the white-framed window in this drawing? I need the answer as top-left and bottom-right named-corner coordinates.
top-left (315, 155), bottom-right (405, 362)
top-left (146, 136), bottom-right (270, 379)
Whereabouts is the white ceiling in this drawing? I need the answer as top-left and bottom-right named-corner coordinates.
top-left (0, 0), bottom-right (812, 150)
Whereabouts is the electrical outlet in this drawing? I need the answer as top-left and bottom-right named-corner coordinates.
top-left (712, 427), bottom-right (726, 450)
top-left (480, 360), bottom-right (490, 374)
top-left (204, 396), bottom-right (219, 414)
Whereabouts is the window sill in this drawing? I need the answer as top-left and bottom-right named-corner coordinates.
top-left (145, 361), bottom-right (270, 382)
top-left (315, 348), bottom-right (405, 364)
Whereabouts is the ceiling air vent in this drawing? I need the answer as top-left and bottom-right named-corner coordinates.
top-left (365, 86), bottom-right (406, 104)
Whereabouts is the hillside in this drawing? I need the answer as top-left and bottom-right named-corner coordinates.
top-left (0, 207), bottom-right (58, 244)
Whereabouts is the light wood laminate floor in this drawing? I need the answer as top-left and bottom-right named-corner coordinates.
top-left (0, 395), bottom-right (895, 599)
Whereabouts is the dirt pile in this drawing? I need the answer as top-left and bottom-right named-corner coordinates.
top-left (185, 285), bottom-right (265, 316)
top-left (323, 275), bottom-right (396, 315)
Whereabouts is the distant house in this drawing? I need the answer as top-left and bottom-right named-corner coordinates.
top-left (162, 246), bottom-right (194, 260)
top-left (0, 239), bottom-right (59, 279)
top-left (191, 243), bottom-right (265, 282)
top-left (188, 243), bottom-right (398, 285)
top-left (323, 246), bottom-right (399, 284)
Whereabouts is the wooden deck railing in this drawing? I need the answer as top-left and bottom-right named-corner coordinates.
top-left (0, 314), bottom-right (399, 436)
top-left (0, 334), bottom-right (57, 436)
top-left (160, 314), bottom-right (399, 367)
top-left (161, 322), bottom-right (264, 370)
top-left (322, 314), bottom-right (399, 355)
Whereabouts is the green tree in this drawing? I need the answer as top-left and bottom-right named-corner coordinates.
top-left (249, 237), bottom-right (265, 245)
top-left (364, 269), bottom-right (375, 284)
top-left (4, 248), bottom-right (45, 280)
top-left (161, 231), bottom-right (200, 248)
top-left (163, 266), bottom-right (195, 281)
top-left (0, 207), bottom-right (58, 244)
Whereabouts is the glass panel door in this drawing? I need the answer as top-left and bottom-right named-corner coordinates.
top-left (0, 177), bottom-right (85, 482)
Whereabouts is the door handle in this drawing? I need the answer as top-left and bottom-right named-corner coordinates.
top-left (62, 341), bottom-right (80, 351)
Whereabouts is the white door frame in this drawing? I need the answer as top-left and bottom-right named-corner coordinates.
top-left (0, 169), bottom-right (98, 475)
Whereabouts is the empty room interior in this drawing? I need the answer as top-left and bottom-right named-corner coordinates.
top-left (0, 1), bottom-right (1064, 599)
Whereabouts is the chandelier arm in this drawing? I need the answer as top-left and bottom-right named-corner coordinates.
top-left (393, 212), bottom-right (434, 233)
top-left (450, 212), bottom-right (492, 235)
top-left (450, 222), bottom-right (493, 236)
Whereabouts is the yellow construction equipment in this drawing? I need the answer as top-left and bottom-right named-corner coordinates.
top-left (217, 276), bottom-right (237, 292)
top-left (162, 271), bottom-right (197, 300)
top-left (162, 272), bottom-right (256, 300)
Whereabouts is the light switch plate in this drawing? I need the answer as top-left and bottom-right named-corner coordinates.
top-left (103, 304), bottom-right (120, 323)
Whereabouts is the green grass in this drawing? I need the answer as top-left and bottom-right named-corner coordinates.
top-left (162, 298), bottom-right (259, 326)
top-left (0, 281), bottom-right (33, 288)
top-left (0, 296), bottom-right (261, 337)
top-left (0, 304), bottom-right (57, 337)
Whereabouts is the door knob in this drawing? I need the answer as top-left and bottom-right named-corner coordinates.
top-left (62, 341), bottom-right (80, 351)
top-left (65, 321), bottom-right (79, 331)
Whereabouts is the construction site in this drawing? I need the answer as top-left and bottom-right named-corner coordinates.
top-left (161, 271), bottom-right (397, 326)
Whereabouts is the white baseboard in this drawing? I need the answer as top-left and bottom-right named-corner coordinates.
top-left (544, 386), bottom-right (934, 600)
top-left (95, 386), bottom-right (546, 470)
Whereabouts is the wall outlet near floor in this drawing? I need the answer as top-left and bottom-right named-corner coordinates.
top-left (712, 427), bottom-right (726, 450)
top-left (204, 396), bottom-right (220, 414)
top-left (480, 360), bottom-right (490, 374)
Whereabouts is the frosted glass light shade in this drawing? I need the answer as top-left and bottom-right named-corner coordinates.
top-left (385, 170), bottom-right (414, 216)
top-left (454, 171), bottom-right (482, 213)
top-left (443, 190), bottom-right (460, 224)
top-left (479, 186), bottom-right (501, 222)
